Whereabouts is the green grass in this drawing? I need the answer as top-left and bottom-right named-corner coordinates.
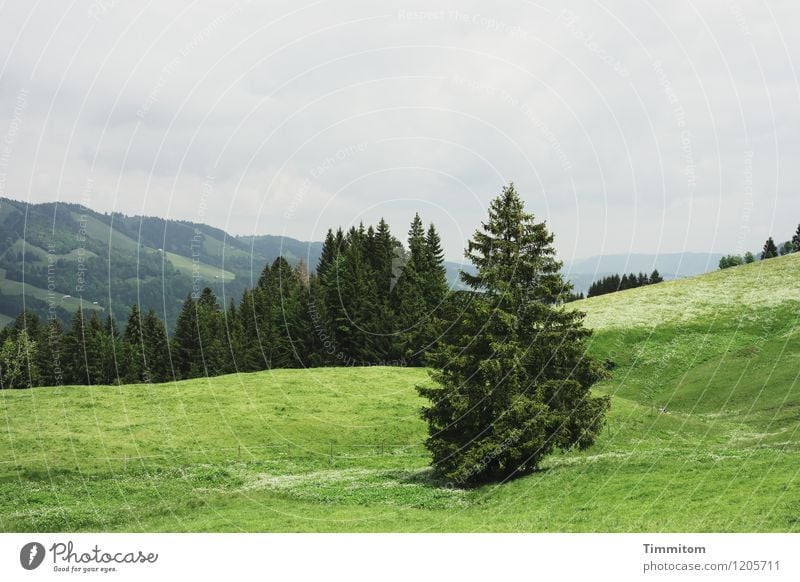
top-left (164, 251), bottom-right (235, 282)
top-left (71, 212), bottom-right (141, 253)
top-left (1, 255), bottom-right (799, 532)
top-left (0, 276), bottom-right (105, 313)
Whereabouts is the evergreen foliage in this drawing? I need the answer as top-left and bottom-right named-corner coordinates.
top-left (761, 237), bottom-right (778, 260)
top-left (417, 184), bottom-right (610, 485)
top-left (587, 270), bottom-right (664, 297)
top-left (719, 254), bottom-right (745, 269)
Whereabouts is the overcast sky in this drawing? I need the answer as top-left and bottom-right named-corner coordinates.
top-left (0, 0), bottom-right (798, 262)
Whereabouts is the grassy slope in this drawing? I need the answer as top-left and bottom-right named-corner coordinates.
top-left (164, 251), bottom-right (235, 282)
top-left (1, 255), bottom-right (799, 532)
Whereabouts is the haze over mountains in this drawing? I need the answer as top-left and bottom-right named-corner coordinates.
top-left (0, 197), bottom-right (721, 327)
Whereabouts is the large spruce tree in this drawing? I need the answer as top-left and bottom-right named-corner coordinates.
top-left (418, 183), bottom-right (610, 485)
top-left (792, 224), bottom-right (800, 253)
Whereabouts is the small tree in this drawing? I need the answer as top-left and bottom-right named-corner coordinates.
top-left (417, 184), bottom-right (610, 485)
top-left (761, 237), bottom-right (778, 260)
top-left (744, 251), bottom-right (756, 264)
top-left (650, 269), bottom-right (664, 283)
top-left (719, 255), bottom-right (743, 270)
top-left (793, 224), bottom-right (800, 252)
top-left (0, 329), bottom-right (38, 389)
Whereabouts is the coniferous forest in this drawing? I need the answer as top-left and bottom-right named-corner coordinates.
top-left (0, 213), bottom-right (462, 388)
top-left (586, 270), bottom-right (664, 298)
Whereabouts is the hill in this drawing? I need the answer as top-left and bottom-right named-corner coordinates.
top-left (0, 197), bottom-right (321, 327)
top-left (1, 252), bottom-right (797, 532)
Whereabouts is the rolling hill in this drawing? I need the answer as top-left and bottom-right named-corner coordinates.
top-left (0, 197), bottom-right (322, 327)
top-left (0, 251), bottom-right (797, 532)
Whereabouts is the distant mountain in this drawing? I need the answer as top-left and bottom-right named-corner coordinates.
top-left (564, 252), bottom-right (724, 276)
top-left (563, 252), bottom-right (725, 294)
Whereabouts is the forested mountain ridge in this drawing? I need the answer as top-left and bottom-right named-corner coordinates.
top-left (0, 197), bottom-right (722, 329)
top-left (0, 197), bottom-right (323, 327)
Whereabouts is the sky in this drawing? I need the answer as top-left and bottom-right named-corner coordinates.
top-left (0, 0), bottom-right (798, 262)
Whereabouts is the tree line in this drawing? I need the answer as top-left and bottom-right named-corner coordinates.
top-left (719, 226), bottom-right (800, 269)
top-left (0, 214), bottom-right (453, 388)
top-left (586, 270), bottom-right (663, 298)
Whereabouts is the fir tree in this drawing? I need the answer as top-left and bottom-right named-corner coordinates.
top-left (267, 257), bottom-right (305, 368)
top-left (142, 309), bottom-right (170, 382)
top-left (237, 288), bottom-right (265, 371)
top-left (317, 229), bottom-right (337, 281)
top-left (123, 304), bottom-right (146, 383)
top-left (761, 237), bottom-right (778, 260)
top-left (171, 294), bottom-right (199, 379)
top-left (196, 287), bottom-right (226, 376)
top-left (793, 224), bottom-right (800, 253)
top-left (395, 214), bottom-right (429, 364)
top-left (418, 183), bottom-right (610, 485)
top-left (423, 223), bottom-right (449, 307)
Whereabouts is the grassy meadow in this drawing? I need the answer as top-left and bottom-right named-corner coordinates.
top-left (1, 253), bottom-right (799, 532)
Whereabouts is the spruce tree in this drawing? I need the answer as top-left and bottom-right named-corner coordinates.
top-left (335, 226), bottom-right (379, 364)
top-left (317, 229), bottom-right (337, 281)
top-left (63, 308), bottom-right (88, 384)
top-left (423, 224), bottom-right (449, 307)
top-left (269, 257), bottom-right (305, 368)
top-left (418, 183), bottom-right (610, 485)
top-left (123, 304), bottom-right (146, 382)
top-left (196, 287), bottom-right (225, 376)
top-left (395, 214), bottom-right (428, 364)
top-left (224, 298), bottom-right (244, 373)
top-left (171, 293), bottom-right (199, 379)
top-left (84, 312), bottom-right (108, 385)
top-left (650, 269), bottom-right (663, 283)
top-left (372, 219), bottom-right (397, 299)
top-left (793, 224), bottom-right (800, 252)
top-left (142, 309), bottom-right (170, 382)
top-left (761, 237), bottom-right (778, 260)
top-left (237, 288), bottom-right (265, 371)
top-left (370, 218), bottom-right (402, 361)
